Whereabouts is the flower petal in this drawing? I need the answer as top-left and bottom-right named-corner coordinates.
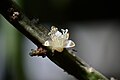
top-left (64, 40), bottom-right (75, 48)
top-left (43, 40), bottom-right (50, 46)
top-left (55, 31), bottom-right (62, 37)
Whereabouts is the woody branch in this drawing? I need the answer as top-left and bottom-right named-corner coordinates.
top-left (0, 0), bottom-right (109, 80)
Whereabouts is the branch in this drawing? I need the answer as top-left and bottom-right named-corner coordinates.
top-left (0, 0), bottom-right (109, 80)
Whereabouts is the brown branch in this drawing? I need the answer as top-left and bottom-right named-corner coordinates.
top-left (0, 0), bottom-right (109, 80)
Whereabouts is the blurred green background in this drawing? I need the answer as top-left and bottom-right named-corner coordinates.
top-left (0, 0), bottom-right (120, 80)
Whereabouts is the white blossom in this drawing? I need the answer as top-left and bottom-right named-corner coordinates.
top-left (110, 77), bottom-right (116, 80)
top-left (43, 26), bottom-right (75, 52)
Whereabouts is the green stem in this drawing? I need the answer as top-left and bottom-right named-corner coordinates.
top-left (0, 0), bottom-right (109, 80)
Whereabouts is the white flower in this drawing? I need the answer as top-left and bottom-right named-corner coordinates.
top-left (43, 26), bottom-right (75, 52)
top-left (110, 77), bottom-right (116, 80)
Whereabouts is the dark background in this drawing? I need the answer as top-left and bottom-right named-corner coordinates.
top-left (22, 0), bottom-right (120, 23)
top-left (0, 0), bottom-right (120, 80)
